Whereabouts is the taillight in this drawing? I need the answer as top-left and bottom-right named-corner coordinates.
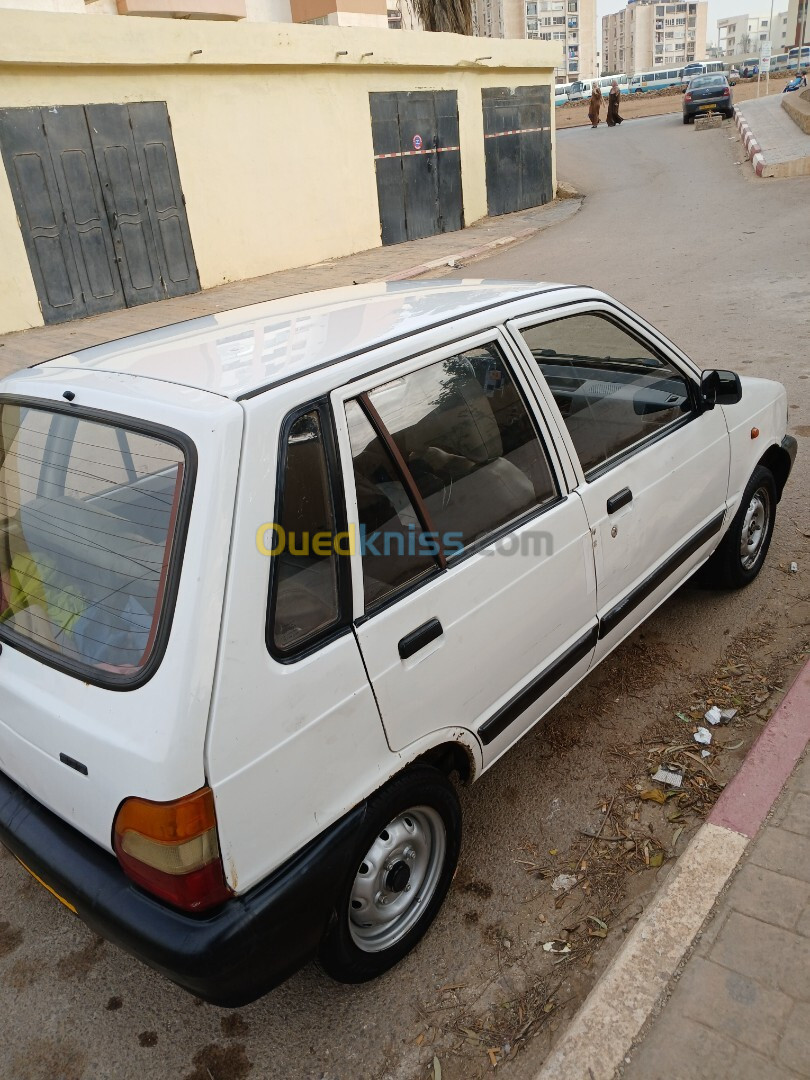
top-left (723, 87), bottom-right (730, 96)
top-left (113, 787), bottom-right (231, 912)
top-left (684, 93), bottom-right (693, 102)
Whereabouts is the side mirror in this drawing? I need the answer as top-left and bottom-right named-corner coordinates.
top-left (700, 369), bottom-right (742, 411)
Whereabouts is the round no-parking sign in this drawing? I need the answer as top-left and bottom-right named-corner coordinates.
top-left (412, 134), bottom-right (423, 151)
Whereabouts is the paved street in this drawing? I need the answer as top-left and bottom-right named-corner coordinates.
top-left (1, 114), bottom-right (808, 1080)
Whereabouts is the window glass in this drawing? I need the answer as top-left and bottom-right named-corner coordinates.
top-left (365, 345), bottom-right (557, 552)
top-left (346, 400), bottom-right (437, 609)
top-left (518, 314), bottom-right (692, 475)
top-left (272, 410), bottom-right (340, 652)
top-left (0, 404), bottom-right (187, 680)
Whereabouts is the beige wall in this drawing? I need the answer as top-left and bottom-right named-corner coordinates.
top-left (0, 12), bottom-right (557, 334)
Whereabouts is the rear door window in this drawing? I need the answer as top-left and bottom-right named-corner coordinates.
top-left (0, 402), bottom-right (191, 684)
top-left (346, 343), bottom-right (559, 611)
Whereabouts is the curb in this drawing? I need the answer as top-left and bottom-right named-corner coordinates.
top-left (382, 198), bottom-right (583, 283)
top-left (534, 657), bottom-right (810, 1080)
top-left (733, 104), bottom-right (765, 176)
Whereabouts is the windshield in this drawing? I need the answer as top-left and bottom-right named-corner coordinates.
top-left (691, 75), bottom-right (726, 88)
top-left (0, 403), bottom-right (190, 684)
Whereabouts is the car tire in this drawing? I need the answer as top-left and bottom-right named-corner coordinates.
top-left (318, 765), bottom-right (461, 983)
top-left (701, 465), bottom-right (777, 589)
top-left (725, 110), bottom-right (734, 119)
top-left (683, 114), bottom-right (690, 124)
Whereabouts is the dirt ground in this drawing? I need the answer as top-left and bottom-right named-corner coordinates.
top-left (555, 72), bottom-right (794, 130)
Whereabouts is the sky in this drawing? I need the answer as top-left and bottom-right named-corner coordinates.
top-left (595, 0), bottom-right (782, 48)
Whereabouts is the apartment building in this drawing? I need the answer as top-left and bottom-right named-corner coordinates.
top-left (473, 0), bottom-right (597, 81)
top-left (602, 0), bottom-right (707, 75)
top-left (717, 12), bottom-right (772, 55)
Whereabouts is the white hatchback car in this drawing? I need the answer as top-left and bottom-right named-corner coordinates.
top-left (0, 282), bottom-right (796, 1005)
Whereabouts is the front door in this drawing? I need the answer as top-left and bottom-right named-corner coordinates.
top-left (509, 304), bottom-right (730, 659)
top-left (333, 330), bottom-right (597, 764)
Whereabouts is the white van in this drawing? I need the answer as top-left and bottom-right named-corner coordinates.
top-left (0, 282), bottom-right (796, 1005)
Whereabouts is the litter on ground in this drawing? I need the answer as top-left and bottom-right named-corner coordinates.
top-left (551, 873), bottom-right (579, 892)
top-left (694, 727), bottom-right (712, 745)
top-left (651, 766), bottom-right (683, 788)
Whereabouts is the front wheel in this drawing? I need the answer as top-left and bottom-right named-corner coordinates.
top-left (319, 765), bottom-right (461, 983)
top-left (701, 465), bottom-right (777, 589)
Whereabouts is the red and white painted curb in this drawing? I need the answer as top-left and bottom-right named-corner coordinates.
top-left (535, 658), bottom-right (810, 1080)
top-left (733, 104), bottom-right (766, 176)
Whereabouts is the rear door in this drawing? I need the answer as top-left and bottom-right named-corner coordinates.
top-left (333, 329), bottom-right (597, 765)
top-left (508, 302), bottom-right (729, 660)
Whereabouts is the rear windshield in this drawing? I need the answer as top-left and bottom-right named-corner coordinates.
top-left (0, 403), bottom-right (190, 685)
top-left (691, 75), bottom-right (726, 88)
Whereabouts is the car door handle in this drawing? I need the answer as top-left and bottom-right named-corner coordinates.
top-left (398, 618), bottom-right (443, 660)
top-left (607, 487), bottom-right (633, 514)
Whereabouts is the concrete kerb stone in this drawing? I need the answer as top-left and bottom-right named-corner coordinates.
top-left (733, 105), bottom-right (765, 176)
top-left (532, 658), bottom-right (810, 1080)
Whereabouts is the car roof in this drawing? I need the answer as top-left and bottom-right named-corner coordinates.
top-left (28, 281), bottom-right (568, 402)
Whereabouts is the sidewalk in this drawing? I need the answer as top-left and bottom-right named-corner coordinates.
top-left (535, 658), bottom-right (810, 1080)
top-left (733, 92), bottom-right (810, 177)
top-left (621, 743), bottom-right (810, 1079)
top-left (0, 196), bottom-right (581, 381)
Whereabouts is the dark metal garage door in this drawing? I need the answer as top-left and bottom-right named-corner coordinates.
top-left (0, 102), bottom-right (199, 325)
top-left (482, 86), bottom-right (553, 217)
top-left (370, 91), bottom-right (464, 246)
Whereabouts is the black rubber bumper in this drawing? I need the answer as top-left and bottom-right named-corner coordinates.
top-left (0, 768), bottom-right (366, 1006)
top-left (782, 434), bottom-right (798, 472)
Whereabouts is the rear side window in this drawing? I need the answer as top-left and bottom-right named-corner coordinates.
top-left (270, 409), bottom-right (343, 654)
top-left (0, 402), bottom-right (190, 684)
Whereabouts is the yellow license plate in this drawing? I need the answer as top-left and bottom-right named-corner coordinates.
top-left (15, 856), bottom-right (77, 913)
top-left (700, 104), bottom-right (717, 110)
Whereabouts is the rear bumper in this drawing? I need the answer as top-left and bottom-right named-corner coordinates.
top-left (683, 101), bottom-right (732, 117)
top-left (0, 767), bottom-right (365, 1006)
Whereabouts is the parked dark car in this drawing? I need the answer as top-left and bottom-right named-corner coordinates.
top-left (683, 74), bottom-right (734, 122)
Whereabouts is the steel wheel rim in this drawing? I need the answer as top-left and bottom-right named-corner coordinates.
top-left (739, 486), bottom-right (770, 570)
top-left (348, 806), bottom-right (447, 953)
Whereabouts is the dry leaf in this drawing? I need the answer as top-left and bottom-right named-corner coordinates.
top-left (640, 789), bottom-right (666, 804)
top-left (433, 1055), bottom-right (442, 1080)
top-left (487, 1048), bottom-right (499, 1067)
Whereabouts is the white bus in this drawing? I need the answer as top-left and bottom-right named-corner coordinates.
top-left (568, 73), bottom-right (630, 101)
top-left (788, 46), bottom-right (810, 70)
top-left (629, 68), bottom-right (685, 93)
top-left (554, 82), bottom-right (574, 106)
top-left (772, 53), bottom-right (790, 72)
top-left (680, 60), bottom-right (727, 86)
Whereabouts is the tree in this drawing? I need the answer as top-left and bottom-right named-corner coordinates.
top-left (413, 0), bottom-right (472, 34)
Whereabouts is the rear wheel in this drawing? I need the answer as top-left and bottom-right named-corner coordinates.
top-left (683, 114), bottom-right (691, 124)
top-left (701, 466), bottom-right (777, 589)
top-left (319, 766), bottom-right (461, 983)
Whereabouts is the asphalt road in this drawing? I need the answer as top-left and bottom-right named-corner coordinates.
top-left (1, 114), bottom-right (808, 1080)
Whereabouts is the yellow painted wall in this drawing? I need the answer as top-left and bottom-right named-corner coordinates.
top-left (0, 12), bottom-right (557, 334)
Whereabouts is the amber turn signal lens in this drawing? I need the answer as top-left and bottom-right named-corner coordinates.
top-left (751, 427), bottom-right (760, 439)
